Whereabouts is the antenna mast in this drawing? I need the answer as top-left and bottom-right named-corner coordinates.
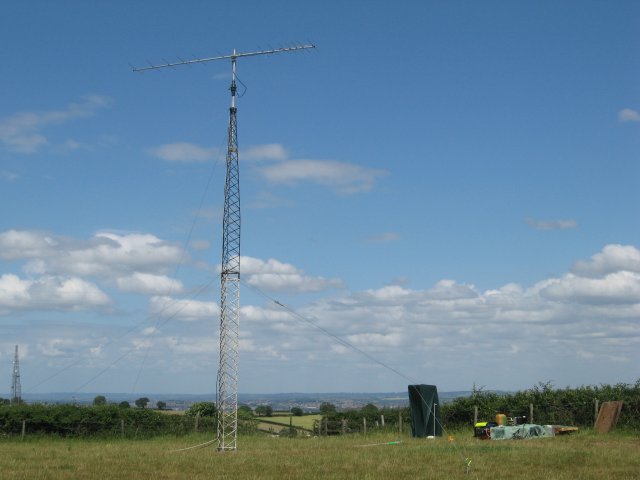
top-left (133, 44), bottom-right (315, 452)
top-left (11, 345), bottom-right (21, 405)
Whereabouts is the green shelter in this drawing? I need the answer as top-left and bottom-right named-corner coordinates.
top-left (408, 384), bottom-right (442, 437)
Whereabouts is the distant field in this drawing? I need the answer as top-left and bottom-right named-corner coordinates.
top-left (262, 414), bottom-right (322, 430)
top-left (1, 429), bottom-right (638, 479)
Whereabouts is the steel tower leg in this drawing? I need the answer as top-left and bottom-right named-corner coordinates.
top-left (11, 345), bottom-right (22, 405)
top-left (217, 55), bottom-right (241, 452)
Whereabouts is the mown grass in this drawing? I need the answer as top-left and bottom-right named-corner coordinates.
top-left (1, 429), bottom-right (638, 479)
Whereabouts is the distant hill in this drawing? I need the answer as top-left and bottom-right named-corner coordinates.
top-left (7, 390), bottom-right (479, 411)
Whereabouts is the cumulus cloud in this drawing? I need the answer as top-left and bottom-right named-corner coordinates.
top-left (572, 244), bottom-right (640, 277)
top-left (525, 218), bottom-right (578, 230)
top-left (0, 230), bottom-right (183, 285)
top-left (240, 305), bottom-right (294, 323)
top-left (0, 229), bottom-right (185, 316)
top-left (258, 159), bottom-right (387, 194)
top-left (116, 273), bottom-right (183, 295)
top-left (2, 242), bottom-right (637, 392)
top-left (346, 332), bottom-right (404, 347)
top-left (0, 230), bottom-right (58, 260)
top-left (242, 256), bottom-right (344, 293)
top-left (0, 274), bottom-right (110, 314)
top-left (618, 108), bottom-right (640, 122)
top-left (149, 296), bottom-right (219, 322)
top-left (164, 336), bottom-right (217, 355)
top-left (264, 244), bottom-right (639, 381)
top-left (540, 271), bottom-right (640, 304)
top-left (0, 95), bottom-right (111, 153)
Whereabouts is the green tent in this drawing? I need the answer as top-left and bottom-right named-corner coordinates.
top-left (408, 384), bottom-right (442, 437)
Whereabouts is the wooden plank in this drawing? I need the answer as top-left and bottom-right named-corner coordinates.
top-left (595, 401), bottom-right (624, 433)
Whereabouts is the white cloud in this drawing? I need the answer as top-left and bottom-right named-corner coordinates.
top-left (0, 230), bottom-right (57, 260)
top-left (273, 245), bottom-right (640, 376)
top-left (539, 271), bottom-right (640, 304)
top-left (147, 142), bottom-right (220, 162)
top-left (164, 336), bottom-right (216, 355)
top-left (237, 338), bottom-right (287, 360)
top-left (0, 95), bottom-right (111, 153)
top-left (571, 244), bottom-right (640, 277)
top-left (346, 332), bottom-right (404, 347)
top-left (426, 280), bottom-right (479, 300)
top-left (146, 140), bottom-right (386, 194)
top-left (258, 159), bottom-right (387, 194)
top-left (242, 143), bottom-right (288, 161)
top-left (240, 305), bottom-right (293, 323)
top-left (525, 218), bottom-right (578, 230)
top-left (149, 296), bottom-right (219, 322)
top-left (1, 230), bottom-right (183, 282)
top-left (618, 108), bottom-right (640, 122)
top-left (116, 273), bottom-right (183, 295)
top-left (0, 230), bottom-right (186, 313)
top-left (0, 274), bottom-right (110, 313)
top-left (242, 256), bottom-right (344, 293)
top-left (146, 142), bottom-right (286, 163)
top-left (4, 241), bottom-right (639, 394)
top-left (361, 285), bottom-right (413, 302)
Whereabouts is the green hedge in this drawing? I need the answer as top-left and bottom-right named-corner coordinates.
top-left (319, 381), bottom-right (640, 432)
top-left (441, 380), bottom-right (640, 429)
top-left (0, 404), bottom-right (257, 438)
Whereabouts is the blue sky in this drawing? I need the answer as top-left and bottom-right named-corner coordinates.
top-left (1, 0), bottom-right (639, 396)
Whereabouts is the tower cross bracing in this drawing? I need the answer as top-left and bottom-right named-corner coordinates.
top-left (133, 44), bottom-right (315, 451)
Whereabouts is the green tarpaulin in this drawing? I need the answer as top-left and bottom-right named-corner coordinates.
top-left (408, 384), bottom-right (442, 437)
top-left (490, 424), bottom-right (553, 440)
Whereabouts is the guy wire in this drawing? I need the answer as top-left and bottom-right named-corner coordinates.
top-left (241, 279), bottom-right (479, 475)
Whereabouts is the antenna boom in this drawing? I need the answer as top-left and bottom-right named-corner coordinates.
top-left (132, 44), bottom-right (315, 72)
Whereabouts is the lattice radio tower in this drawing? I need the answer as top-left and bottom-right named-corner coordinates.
top-left (133, 44), bottom-right (315, 451)
top-left (11, 345), bottom-right (21, 405)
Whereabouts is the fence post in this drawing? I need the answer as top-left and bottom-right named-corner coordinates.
top-left (594, 399), bottom-right (599, 425)
top-left (399, 410), bottom-right (402, 434)
top-left (341, 419), bottom-right (347, 435)
top-left (121, 419), bottom-right (125, 438)
top-left (21, 420), bottom-right (26, 440)
top-left (529, 404), bottom-right (534, 424)
top-left (473, 406), bottom-right (478, 425)
top-left (381, 414), bottom-right (385, 427)
top-left (323, 417), bottom-right (328, 436)
top-left (195, 412), bottom-right (200, 433)
top-left (363, 417), bottom-right (367, 436)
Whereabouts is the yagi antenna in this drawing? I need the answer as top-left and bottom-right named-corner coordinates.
top-left (131, 44), bottom-right (316, 72)
top-left (132, 44), bottom-right (315, 454)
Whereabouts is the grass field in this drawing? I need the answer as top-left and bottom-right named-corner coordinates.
top-left (261, 414), bottom-right (322, 430)
top-left (1, 429), bottom-right (638, 479)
